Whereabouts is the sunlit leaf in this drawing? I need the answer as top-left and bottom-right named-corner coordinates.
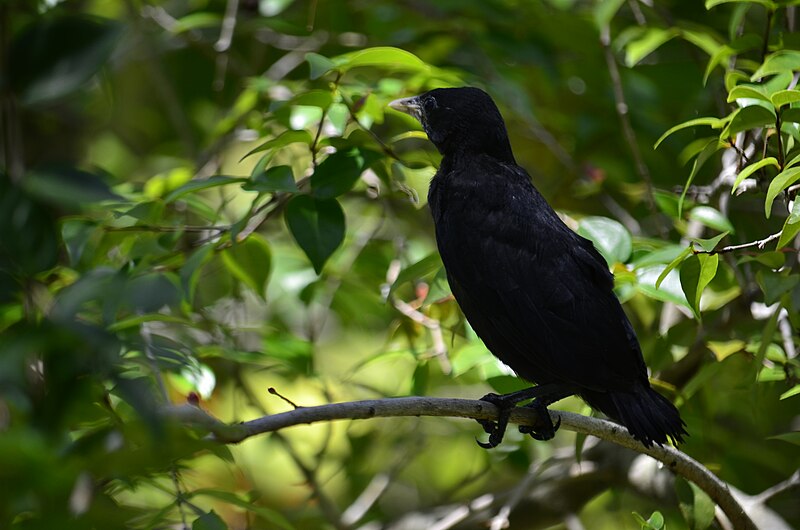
top-left (676, 479), bottom-right (716, 530)
top-left (654, 117), bottom-right (724, 149)
top-left (706, 0), bottom-right (776, 8)
top-left (240, 130), bottom-right (313, 161)
top-left (720, 104), bottom-right (775, 138)
top-left (655, 245), bottom-right (693, 288)
top-left (771, 89), bottom-right (800, 108)
top-left (731, 156), bottom-right (779, 193)
top-left (689, 206), bottom-right (734, 233)
top-left (164, 176), bottom-right (247, 203)
top-left (577, 216), bottom-right (632, 265)
top-left (777, 200), bottom-right (800, 249)
top-left (765, 167), bottom-right (800, 217)
top-left (751, 50), bottom-right (800, 80)
top-left (624, 28), bottom-right (679, 67)
top-left (691, 231), bottom-right (729, 253)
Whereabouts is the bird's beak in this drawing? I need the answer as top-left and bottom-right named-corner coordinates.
top-left (388, 96), bottom-right (422, 121)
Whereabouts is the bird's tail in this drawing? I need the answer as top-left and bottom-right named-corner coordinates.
top-left (589, 386), bottom-right (687, 447)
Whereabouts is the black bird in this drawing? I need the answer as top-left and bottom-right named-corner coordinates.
top-left (389, 87), bottom-right (686, 448)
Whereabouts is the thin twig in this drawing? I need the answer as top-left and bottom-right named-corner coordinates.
top-left (600, 26), bottom-right (665, 237)
top-left (174, 397), bottom-right (755, 530)
top-left (693, 231), bottom-right (782, 255)
top-left (105, 224), bottom-right (229, 233)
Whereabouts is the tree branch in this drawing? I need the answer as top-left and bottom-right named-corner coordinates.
top-left (693, 231), bottom-right (782, 255)
top-left (169, 396), bottom-right (756, 530)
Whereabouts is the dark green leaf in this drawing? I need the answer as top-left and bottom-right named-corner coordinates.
top-left (192, 511), bottom-right (228, 530)
top-left (125, 273), bottom-right (180, 313)
top-left (10, 15), bottom-right (122, 104)
top-left (680, 253), bottom-right (719, 318)
top-left (181, 245), bottom-right (215, 304)
top-left (285, 195), bottom-right (345, 273)
top-left (221, 235), bottom-right (272, 299)
top-left (679, 140), bottom-right (724, 215)
top-left (756, 270), bottom-right (800, 305)
top-left (311, 148), bottom-right (382, 199)
top-left (23, 167), bottom-right (120, 206)
top-left (243, 165), bottom-right (297, 193)
top-left (305, 52), bottom-right (336, 79)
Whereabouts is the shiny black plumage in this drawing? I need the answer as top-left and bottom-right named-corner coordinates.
top-left (390, 87), bottom-right (686, 447)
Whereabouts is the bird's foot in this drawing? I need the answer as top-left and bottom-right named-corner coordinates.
top-left (517, 399), bottom-right (560, 441)
top-left (476, 393), bottom-right (514, 449)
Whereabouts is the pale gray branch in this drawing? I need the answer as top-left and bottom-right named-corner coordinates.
top-left (168, 396), bottom-right (756, 530)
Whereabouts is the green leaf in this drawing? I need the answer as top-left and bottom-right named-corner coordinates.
top-left (240, 130), bottom-right (313, 161)
top-left (221, 234), bottom-right (272, 299)
top-left (720, 104), bottom-right (776, 139)
top-left (680, 253), bottom-right (719, 318)
top-left (726, 84), bottom-right (771, 104)
top-left (577, 216), bottom-right (632, 265)
top-left (305, 52), bottom-right (336, 79)
top-left (624, 28), bottom-right (679, 67)
top-left (752, 50), bottom-right (800, 80)
top-left (772, 89), bottom-right (800, 108)
top-left (172, 13), bottom-right (222, 33)
top-left (390, 253), bottom-right (444, 295)
top-left (765, 167), bottom-right (800, 217)
top-left (777, 200), bottom-right (800, 249)
top-left (332, 47), bottom-right (429, 73)
top-left (193, 510), bottom-right (228, 530)
top-left (654, 117), bottom-right (724, 149)
top-left (656, 245), bottom-right (693, 288)
top-left (593, 0), bottom-right (626, 30)
top-left (691, 231), bottom-right (730, 253)
top-left (768, 431), bottom-right (800, 445)
top-left (689, 206), bottom-right (734, 233)
top-left (181, 245), bottom-right (215, 304)
top-left (756, 270), bottom-right (800, 305)
top-left (311, 148), bottom-right (382, 199)
top-left (10, 15), bottom-right (122, 104)
top-left (243, 165), bottom-right (297, 193)
top-left (164, 176), bottom-right (247, 203)
top-left (706, 0), bottom-right (777, 9)
top-left (783, 108), bottom-right (800, 124)
top-left (779, 385), bottom-right (800, 400)
top-left (285, 195), bottom-right (345, 274)
top-left (731, 156), bottom-right (779, 193)
top-left (676, 479), bottom-right (716, 530)
top-left (679, 140), bottom-right (724, 215)
top-left (23, 167), bottom-right (120, 207)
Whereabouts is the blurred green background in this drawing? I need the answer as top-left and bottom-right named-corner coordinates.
top-left (1, 0), bottom-right (799, 528)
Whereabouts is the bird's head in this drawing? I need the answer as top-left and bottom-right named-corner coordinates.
top-left (389, 87), bottom-right (515, 163)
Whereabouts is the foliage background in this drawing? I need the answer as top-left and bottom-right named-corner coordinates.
top-left (1, 0), bottom-right (799, 528)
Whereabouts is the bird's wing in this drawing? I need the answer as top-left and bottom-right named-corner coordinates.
top-left (437, 165), bottom-right (646, 393)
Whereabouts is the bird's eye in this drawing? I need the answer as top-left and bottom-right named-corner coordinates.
top-left (422, 97), bottom-right (438, 112)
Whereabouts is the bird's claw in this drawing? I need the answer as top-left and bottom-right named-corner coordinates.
top-left (517, 401), bottom-right (560, 441)
top-left (476, 393), bottom-right (513, 449)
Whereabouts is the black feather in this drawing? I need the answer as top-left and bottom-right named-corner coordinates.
top-left (392, 87), bottom-right (687, 446)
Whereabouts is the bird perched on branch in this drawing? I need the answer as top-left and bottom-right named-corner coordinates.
top-left (389, 87), bottom-right (686, 448)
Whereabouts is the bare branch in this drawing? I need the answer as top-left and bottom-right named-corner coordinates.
top-left (166, 397), bottom-right (755, 530)
top-left (693, 231), bottom-right (782, 255)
